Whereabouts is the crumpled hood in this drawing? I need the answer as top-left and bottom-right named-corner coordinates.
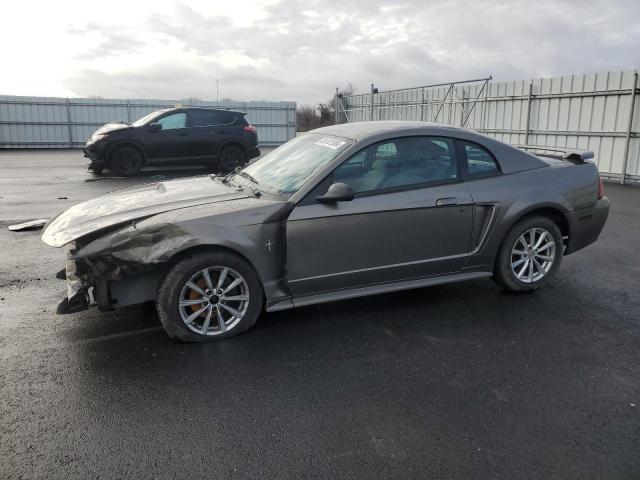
top-left (94, 122), bottom-right (131, 135)
top-left (42, 176), bottom-right (250, 247)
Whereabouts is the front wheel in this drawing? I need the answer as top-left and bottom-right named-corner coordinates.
top-left (156, 251), bottom-right (263, 342)
top-left (109, 146), bottom-right (143, 176)
top-left (493, 216), bottom-right (563, 292)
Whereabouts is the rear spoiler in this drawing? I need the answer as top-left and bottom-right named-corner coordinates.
top-left (514, 145), bottom-right (594, 163)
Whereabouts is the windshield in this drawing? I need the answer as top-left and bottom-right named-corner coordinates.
top-left (238, 133), bottom-right (352, 196)
top-left (131, 110), bottom-right (167, 127)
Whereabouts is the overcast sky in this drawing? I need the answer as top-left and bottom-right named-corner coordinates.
top-left (2, 0), bottom-right (639, 105)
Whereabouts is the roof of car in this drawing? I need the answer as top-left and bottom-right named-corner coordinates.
top-left (171, 106), bottom-right (246, 115)
top-left (311, 121), bottom-right (549, 174)
top-left (312, 121), bottom-right (469, 140)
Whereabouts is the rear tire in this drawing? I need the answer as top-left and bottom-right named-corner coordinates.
top-left (109, 146), bottom-right (143, 176)
top-left (218, 145), bottom-right (247, 174)
top-left (493, 215), bottom-right (563, 292)
top-left (156, 251), bottom-right (263, 342)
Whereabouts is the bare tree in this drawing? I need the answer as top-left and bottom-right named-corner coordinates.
top-left (296, 84), bottom-right (358, 132)
top-left (296, 105), bottom-right (319, 132)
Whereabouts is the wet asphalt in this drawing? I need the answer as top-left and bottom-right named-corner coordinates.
top-left (0, 150), bottom-right (639, 479)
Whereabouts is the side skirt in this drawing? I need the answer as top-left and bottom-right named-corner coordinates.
top-left (265, 271), bottom-right (492, 312)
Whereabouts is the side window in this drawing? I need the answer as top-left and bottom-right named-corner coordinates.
top-left (157, 112), bottom-right (186, 130)
top-left (220, 111), bottom-right (237, 124)
top-left (190, 110), bottom-right (237, 127)
top-left (332, 136), bottom-right (457, 195)
top-left (460, 141), bottom-right (500, 179)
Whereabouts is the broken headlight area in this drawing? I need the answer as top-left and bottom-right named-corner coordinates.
top-left (55, 223), bottom-right (197, 314)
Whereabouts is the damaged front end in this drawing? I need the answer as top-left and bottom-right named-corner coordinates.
top-left (57, 245), bottom-right (90, 314)
top-left (55, 222), bottom-right (199, 314)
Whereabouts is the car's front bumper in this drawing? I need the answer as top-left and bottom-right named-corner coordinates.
top-left (83, 140), bottom-right (108, 164)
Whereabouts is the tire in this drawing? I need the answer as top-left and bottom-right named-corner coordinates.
top-left (156, 251), bottom-right (263, 342)
top-left (493, 215), bottom-right (563, 292)
top-left (109, 146), bottom-right (143, 176)
top-left (218, 145), bottom-right (247, 174)
top-left (90, 164), bottom-right (104, 175)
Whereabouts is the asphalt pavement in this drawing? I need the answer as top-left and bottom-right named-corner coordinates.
top-left (1, 150), bottom-right (639, 479)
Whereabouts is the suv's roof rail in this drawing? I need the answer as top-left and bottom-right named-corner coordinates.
top-left (514, 145), bottom-right (594, 162)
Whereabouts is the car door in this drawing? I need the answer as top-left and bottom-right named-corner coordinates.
top-left (187, 109), bottom-right (227, 158)
top-left (285, 136), bottom-right (474, 297)
top-left (145, 111), bottom-right (190, 161)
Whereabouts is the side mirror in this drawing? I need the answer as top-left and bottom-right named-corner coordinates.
top-left (149, 122), bottom-right (163, 132)
top-left (316, 182), bottom-right (354, 203)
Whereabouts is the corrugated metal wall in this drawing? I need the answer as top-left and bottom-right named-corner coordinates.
top-left (0, 96), bottom-right (297, 148)
top-left (339, 70), bottom-right (640, 182)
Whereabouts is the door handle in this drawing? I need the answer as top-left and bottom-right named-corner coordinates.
top-left (436, 197), bottom-right (458, 206)
top-left (178, 132), bottom-right (189, 136)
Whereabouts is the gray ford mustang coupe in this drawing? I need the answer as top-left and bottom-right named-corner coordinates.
top-left (42, 122), bottom-right (609, 342)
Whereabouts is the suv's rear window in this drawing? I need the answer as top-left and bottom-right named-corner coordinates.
top-left (189, 110), bottom-right (238, 127)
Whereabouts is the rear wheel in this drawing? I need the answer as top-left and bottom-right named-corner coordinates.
top-left (156, 251), bottom-right (263, 342)
top-left (109, 146), bottom-right (143, 176)
top-left (218, 145), bottom-right (246, 173)
top-left (493, 215), bottom-right (563, 292)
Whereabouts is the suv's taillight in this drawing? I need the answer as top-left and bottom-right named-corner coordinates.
top-left (244, 125), bottom-right (257, 133)
top-left (597, 177), bottom-right (605, 200)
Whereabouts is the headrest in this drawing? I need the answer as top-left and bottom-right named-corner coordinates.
top-left (372, 157), bottom-right (401, 172)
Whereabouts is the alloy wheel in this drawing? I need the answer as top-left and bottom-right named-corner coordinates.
top-left (510, 227), bottom-right (556, 283)
top-left (178, 266), bottom-right (250, 336)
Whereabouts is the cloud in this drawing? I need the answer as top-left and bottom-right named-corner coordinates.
top-left (67, 22), bottom-right (146, 60)
top-left (61, 0), bottom-right (640, 105)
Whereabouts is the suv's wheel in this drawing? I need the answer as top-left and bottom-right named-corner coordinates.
top-left (219, 145), bottom-right (246, 173)
top-left (493, 215), bottom-right (563, 292)
top-left (109, 146), bottom-right (143, 176)
top-left (156, 251), bottom-right (263, 342)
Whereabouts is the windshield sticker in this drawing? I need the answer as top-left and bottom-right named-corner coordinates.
top-left (315, 137), bottom-right (347, 149)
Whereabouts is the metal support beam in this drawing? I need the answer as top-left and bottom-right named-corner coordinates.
top-left (524, 81), bottom-right (533, 145)
top-left (370, 84), bottom-right (375, 121)
top-left (481, 81), bottom-right (490, 133)
top-left (621, 71), bottom-right (638, 185)
top-left (65, 98), bottom-right (73, 149)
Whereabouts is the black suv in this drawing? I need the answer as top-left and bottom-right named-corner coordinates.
top-left (84, 107), bottom-right (260, 176)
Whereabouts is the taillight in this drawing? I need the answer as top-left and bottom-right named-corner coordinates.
top-left (244, 125), bottom-right (257, 133)
top-left (597, 177), bottom-right (605, 199)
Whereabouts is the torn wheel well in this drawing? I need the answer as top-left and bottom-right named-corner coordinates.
top-left (163, 245), bottom-right (265, 293)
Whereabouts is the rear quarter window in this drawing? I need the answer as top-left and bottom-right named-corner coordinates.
top-left (458, 141), bottom-right (500, 179)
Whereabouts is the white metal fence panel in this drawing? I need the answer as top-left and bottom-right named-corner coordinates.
top-left (0, 96), bottom-right (296, 148)
top-left (339, 70), bottom-right (639, 183)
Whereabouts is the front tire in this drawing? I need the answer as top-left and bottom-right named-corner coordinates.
top-left (493, 215), bottom-right (563, 292)
top-left (156, 251), bottom-right (263, 342)
top-left (109, 146), bottom-right (143, 176)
